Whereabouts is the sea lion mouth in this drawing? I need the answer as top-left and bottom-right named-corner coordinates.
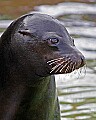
top-left (47, 55), bottom-right (86, 74)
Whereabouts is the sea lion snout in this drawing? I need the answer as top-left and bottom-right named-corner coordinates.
top-left (47, 52), bottom-right (85, 74)
top-left (47, 41), bottom-right (86, 74)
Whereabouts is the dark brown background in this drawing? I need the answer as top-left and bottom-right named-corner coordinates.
top-left (0, 0), bottom-right (91, 18)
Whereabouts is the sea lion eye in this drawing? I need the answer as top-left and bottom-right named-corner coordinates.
top-left (47, 38), bottom-right (59, 46)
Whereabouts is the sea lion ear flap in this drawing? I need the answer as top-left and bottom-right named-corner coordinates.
top-left (18, 29), bottom-right (31, 36)
top-left (18, 29), bottom-right (37, 39)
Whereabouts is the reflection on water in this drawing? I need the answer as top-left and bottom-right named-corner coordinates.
top-left (0, 1), bottom-right (96, 120)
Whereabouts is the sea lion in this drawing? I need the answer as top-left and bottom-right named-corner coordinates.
top-left (0, 13), bottom-right (85, 120)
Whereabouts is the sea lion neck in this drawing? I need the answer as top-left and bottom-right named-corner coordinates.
top-left (0, 53), bottom-right (50, 87)
top-left (8, 65), bottom-right (51, 87)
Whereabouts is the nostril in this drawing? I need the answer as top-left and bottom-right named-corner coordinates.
top-left (80, 56), bottom-right (86, 67)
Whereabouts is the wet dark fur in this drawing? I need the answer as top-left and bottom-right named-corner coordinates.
top-left (0, 13), bottom-right (85, 120)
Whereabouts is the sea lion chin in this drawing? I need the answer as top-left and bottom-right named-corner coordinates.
top-left (0, 13), bottom-right (85, 120)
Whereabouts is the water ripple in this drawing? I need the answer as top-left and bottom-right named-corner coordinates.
top-left (35, 2), bottom-right (96, 17)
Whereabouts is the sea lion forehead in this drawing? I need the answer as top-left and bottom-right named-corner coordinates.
top-left (15, 13), bottom-right (72, 44)
top-left (23, 13), bottom-right (60, 26)
top-left (22, 13), bottom-right (64, 34)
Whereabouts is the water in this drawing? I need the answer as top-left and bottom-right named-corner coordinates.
top-left (0, 1), bottom-right (96, 120)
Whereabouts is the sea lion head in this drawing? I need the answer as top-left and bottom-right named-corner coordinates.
top-left (1, 13), bottom-right (85, 78)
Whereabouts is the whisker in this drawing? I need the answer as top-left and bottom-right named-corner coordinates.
top-left (71, 63), bottom-right (75, 72)
top-left (50, 61), bottom-right (65, 73)
top-left (59, 61), bottom-right (71, 73)
top-left (84, 64), bottom-right (87, 75)
top-left (50, 68), bottom-right (56, 73)
top-left (65, 65), bottom-right (70, 73)
top-left (78, 64), bottom-right (87, 78)
top-left (82, 65), bottom-right (87, 78)
top-left (55, 64), bottom-right (64, 73)
top-left (69, 62), bottom-right (73, 71)
top-left (47, 57), bottom-right (64, 63)
top-left (54, 60), bottom-right (69, 73)
top-left (72, 62), bottom-right (76, 72)
top-left (51, 58), bottom-right (72, 73)
top-left (49, 58), bottom-right (70, 66)
top-left (64, 60), bottom-right (73, 73)
top-left (50, 65), bottom-right (60, 73)
top-left (48, 59), bottom-right (64, 65)
top-left (77, 67), bottom-right (82, 78)
top-left (80, 67), bottom-right (82, 74)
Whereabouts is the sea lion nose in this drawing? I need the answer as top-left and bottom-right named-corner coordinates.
top-left (80, 56), bottom-right (86, 67)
